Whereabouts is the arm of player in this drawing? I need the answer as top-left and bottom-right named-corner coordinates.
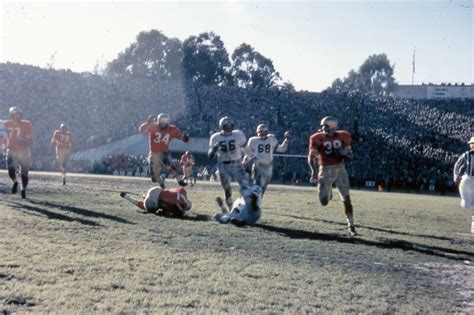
top-left (138, 115), bottom-right (155, 133)
top-left (208, 142), bottom-right (219, 160)
top-left (453, 153), bottom-right (466, 185)
top-left (22, 124), bottom-right (33, 146)
top-left (337, 146), bottom-right (353, 159)
top-left (308, 149), bottom-right (319, 183)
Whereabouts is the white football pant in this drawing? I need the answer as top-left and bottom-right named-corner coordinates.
top-left (458, 175), bottom-right (474, 233)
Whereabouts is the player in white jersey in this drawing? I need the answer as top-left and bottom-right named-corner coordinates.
top-left (453, 136), bottom-right (474, 233)
top-left (244, 124), bottom-right (290, 196)
top-left (208, 116), bottom-right (251, 210)
top-left (214, 184), bottom-right (262, 226)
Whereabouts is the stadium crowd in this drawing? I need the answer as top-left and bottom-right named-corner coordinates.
top-left (1, 63), bottom-right (472, 193)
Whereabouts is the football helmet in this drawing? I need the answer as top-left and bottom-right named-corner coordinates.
top-left (144, 186), bottom-right (163, 213)
top-left (320, 116), bottom-right (338, 134)
top-left (157, 113), bottom-right (170, 130)
top-left (256, 124), bottom-right (268, 138)
top-left (219, 116), bottom-right (234, 133)
top-left (9, 107), bottom-right (23, 120)
top-left (60, 123), bottom-right (68, 131)
top-left (185, 151), bottom-right (190, 155)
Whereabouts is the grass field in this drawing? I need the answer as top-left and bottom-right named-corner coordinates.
top-left (0, 171), bottom-right (473, 314)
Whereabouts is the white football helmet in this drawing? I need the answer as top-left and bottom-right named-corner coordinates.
top-left (219, 116), bottom-right (234, 133)
top-left (157, 113), bottom-right (170, 129)
top-left (256, 124), bottom-right (268, 138)
top-left (9, 107), bottom-right (23, 120)
top-left (320, 116), bottom-right (338, 134)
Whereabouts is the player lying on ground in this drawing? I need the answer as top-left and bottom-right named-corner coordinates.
top-left (214, 184), bottom-right (262, 226)
top-left (120, 186), bottom-right (192, 216)
top-left (453, 136), bottom-right (474, 233)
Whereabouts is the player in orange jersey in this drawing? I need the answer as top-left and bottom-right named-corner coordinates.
top-left (180, 151), bottom-right (196, 186)
top-left (139, 113), bottom-right (189, 188)
top-left (120, 186), bottom-right (192, 216)
top-left (4, 107), bottom-right (33, 198)
top-left (51, 123), bottom-right (74, 185)
top-left (308, 116), bottom-right (357, 236)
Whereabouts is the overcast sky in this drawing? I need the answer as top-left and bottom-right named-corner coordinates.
top-left (0, 0), bottom-right (472, 92)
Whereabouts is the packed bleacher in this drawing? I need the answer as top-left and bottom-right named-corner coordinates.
top-left (1, 62), bottom-right (472, 192)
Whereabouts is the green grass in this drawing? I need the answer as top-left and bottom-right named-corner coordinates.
top-left (0, 172), bottom-right (473, 314)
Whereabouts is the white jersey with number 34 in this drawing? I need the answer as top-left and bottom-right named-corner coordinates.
top-left (209, 130), bottom-right (247, 162)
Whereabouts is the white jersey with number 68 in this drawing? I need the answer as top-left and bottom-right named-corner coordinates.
top-left (246, 134), bottom-right (288, 164)
top-left (209, 130), bottom-right (247, 163)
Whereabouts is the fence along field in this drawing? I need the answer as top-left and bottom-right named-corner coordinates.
top-left (0, 172), bottom-right (473, 313)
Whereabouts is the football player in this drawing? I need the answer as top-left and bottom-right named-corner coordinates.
top-left (139, 113), bottom-right (189, 188)
top-left (453, 136), bottom-right (474, 233)
top-left (4, 107), bottom-right (33, 199)
top-left (180, 151), bottom-right (196, 187)
top-left (308, 116), bottom-right (357, 236)
top-left (208, 116), bottom-right (251, 210)
top-left (51, 123), bottom-right (74, 185)
top-left (244, 124), bottom-right (290, 196)
top-left (120, 186), bottom-right (192, 216)
top-left (214, 184), bottom-right (262, 226)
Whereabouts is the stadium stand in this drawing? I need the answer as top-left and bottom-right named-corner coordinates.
top-left (0, 62), bottom-right (472, 192)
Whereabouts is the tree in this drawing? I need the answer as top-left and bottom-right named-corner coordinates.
top-left (182, 32), bottom-right (231, 85)
top-left (105, 30), bottom-right (183, 81)
top-left (231, 43), bottom-right (282, 89)
top-left (329, 53), bottom-right (396, 95)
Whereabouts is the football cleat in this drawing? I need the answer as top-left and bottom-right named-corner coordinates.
top-left (348, 226), bottom-right (358, 237)
top-left (20, 190), bottom-right (26, 199)
top-left (62, 177), bottom-right (66, 186)
top-left (11, 182), bottom-right (18, 194)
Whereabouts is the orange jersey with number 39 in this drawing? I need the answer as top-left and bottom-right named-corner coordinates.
top-left (309, 130), bottom-right (352, 166)
top-left (139, 122), bottom-right (182, 153)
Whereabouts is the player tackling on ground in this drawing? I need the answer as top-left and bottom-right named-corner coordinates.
top-left (4, 107), bottom-right (33, 199)
top-left (244, 124), bottom-right (290, 196)
top-left (139, 113), bottom-right (189, 188)
top-left (51, 123), bottom-right (73, 185)
top-left (120, 186), bottom-right (192, 216)
top-left (308, 116), bottom-right (357, 236)
top-left (208, 116), bottom-right (252, 210)
top-left (214, 184), bottom-right (263, 226)
top-left (453, 136), bottom-right (474, 233)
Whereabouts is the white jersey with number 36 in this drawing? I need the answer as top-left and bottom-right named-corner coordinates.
top-left (247, 134), bottom-right (288, 164)
top-left (209, 130), bottom-right (247, 162)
